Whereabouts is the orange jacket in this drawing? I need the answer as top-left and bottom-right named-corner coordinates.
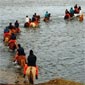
top-left (36, 65), bottom-right (38, 76)
top-left (8, 40), bottom-right (16, 44)
top-left (4, 32), bottom-right (10, 38)
top-left (23, 64), bottom-right (28, 75)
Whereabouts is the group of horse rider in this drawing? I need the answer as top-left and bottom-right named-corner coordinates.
top-left (3, 18), bottom-right (39, 83)
top-left (13, 44), bottom-right (38, 80)
top-left (24, 11), bottom-right (51, 27)
top-left (64, 4), bottom-right (83, 21)
top-left (43, 11), bottom-right (51, 22)
top-left (25, 11), bottom-right (51, 23)
top-left (24, 13), bottom-right (40, 28)
top-left (3, 21), bottom-right (20, 49)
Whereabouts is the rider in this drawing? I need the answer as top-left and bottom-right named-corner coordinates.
top-left (4, 26), bottom-right (9, 33)
top-left (14, 20), bottom-right (19, 28)
top-left (25, 15), bottom-right (29, 23)
top-left (27, 50), bottom-right (36, 66)
top-left (8, 22), bottom-right (17, 34)
top-left (14, 20), bottom-right (20, 33)
top-left (64, 9), bottom-right (70, 19)
top-left (78, 6), bottom-right (82, 14)
top-left (27, 50), bottom-right (38, 79)
top-left (17, 44), bottom-right (25, 56)
top-left (78, 6), bottom-right (83, 21)
top-left (33, 13), bottom-right (37, 17)
top-left (74, 4), bottom-right (79, 13)
top-left (69, 7), bottom-right (74, 17)
top-left (8, 22), bottom-right (14, 29)
top-left (8, 33), bottom-right (17, 51)
top-left (3, 27), bottom-right (10, 42)
top-left (32, 15), bottom-right (36, 22)
top-left (10, 33), bottom-right (16, 40)
top-left (13, 44), bottom-right (26, 65)
top-left (74, 4), bottom-right (78, 9)
top-left (45, 11), bottom-right (49, 18)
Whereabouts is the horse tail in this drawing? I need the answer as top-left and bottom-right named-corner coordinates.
top-left (29, 67), bottom-right (34, 84)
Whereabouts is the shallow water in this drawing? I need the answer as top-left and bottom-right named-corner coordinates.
top-left (0, 0), bottom-right (85, 84)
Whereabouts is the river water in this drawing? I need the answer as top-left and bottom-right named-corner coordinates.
top-left (0, 0), bottom-right (85, 84)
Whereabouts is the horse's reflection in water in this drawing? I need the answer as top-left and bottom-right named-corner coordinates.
top-left (25, 66), bottom-right (36, 84)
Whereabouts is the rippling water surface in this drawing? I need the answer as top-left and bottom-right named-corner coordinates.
top-left (0, 0), bottom-right (85, 84)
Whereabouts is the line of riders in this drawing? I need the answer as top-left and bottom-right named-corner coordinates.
top-left (3, 21), bottom-right (20, 47)
top-left (2, 11), bottom-right (50, 84)
top-left (3, 18), bottom-right (42, 84)
top-left (3, 11), bottom-right (51, 84)
top-left (64, 4), bottom-right (84, 21)
top-left (3, 20), bottom-right (39, 84)
top-left (24, 11), bottom-right (51, 28)
top-left (3, 7), bottom-right (83, 83)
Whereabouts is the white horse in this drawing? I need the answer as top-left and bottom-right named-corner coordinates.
top-left (25, 66), bottom-right (36, 84)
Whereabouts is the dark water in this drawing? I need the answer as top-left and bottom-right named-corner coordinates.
top-left (0, 0), bottom-right (85, 84)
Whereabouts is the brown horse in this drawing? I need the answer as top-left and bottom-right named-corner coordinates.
top-left (14, 54), bottom-right (26, 68)
top-left (4, 37), bottom-right (10, 45)
top-left (8, 40), bottom-right (17, 51)
top-left (19, 55), bottom-right (26, 68)
top-left (79, 14), bottom-right (84, 21)
top-left (24, 22), bottom-right (29, 28)
top-left (30, 22), bottom-right (39, 28)
top-left (25, 66), bottom-right (36, 84)
top-left (3, 33), bottom-right (11, 45)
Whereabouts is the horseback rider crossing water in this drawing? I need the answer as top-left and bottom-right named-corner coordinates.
top-left (44, 11), bottom-right (51, 22)
top-left (23, 50), bottom-right (38, 84)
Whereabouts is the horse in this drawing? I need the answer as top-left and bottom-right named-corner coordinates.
top-left (30, 21), bottom-right (39, 28)
top-left (24, 22), bottom-right (29, 28)
top-left (25, 66), bottom-right (36, 84)
top-left (79, 14), bottom-right (84, 21)
top-left (15, 27), bottom-right (21, 33)
top-left (13, 54), bottom-right (26, 68)
top-left (24, 20), bottom-right (40, 28)
top-left (4, 37), bottom-right (10, 45)
top-left (8, 39), bottom-right (17, 51)
top-left (3, 32), bottom-right (11, 45)
top-left (19, 55), bottom-right (26, 68)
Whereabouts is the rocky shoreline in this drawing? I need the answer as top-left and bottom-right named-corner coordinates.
top-left (0, 78), bottom-right (84, 85)
top-left (0, 69), bottom-right (84, 85)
